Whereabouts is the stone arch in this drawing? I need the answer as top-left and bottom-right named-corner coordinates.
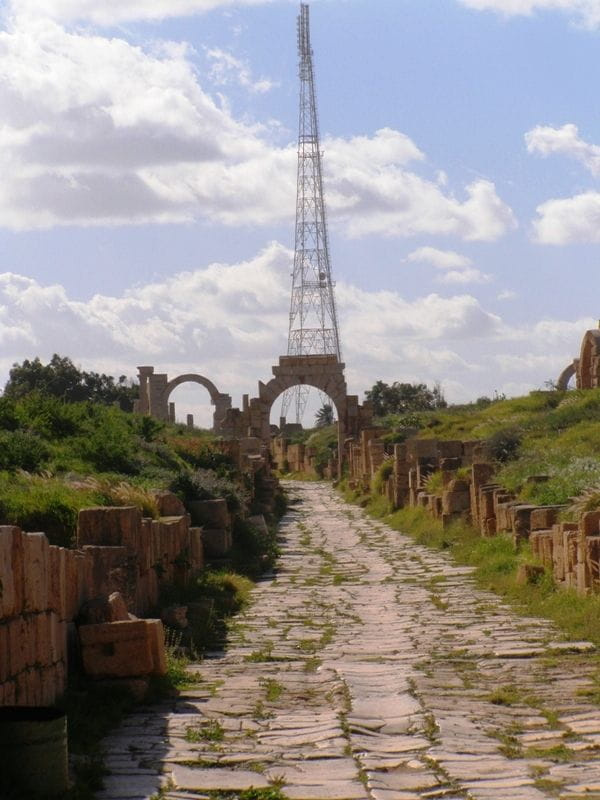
top-left (249, 356), bottom-right (348, 474)
top-left (578, 330), bottom-right (600, 389)
top-left (136, 366), bottom-right (231, 432)
top-left (165, 373), bottom-right (222, 405)
top-left (556, 361), bottom-right (576, 391)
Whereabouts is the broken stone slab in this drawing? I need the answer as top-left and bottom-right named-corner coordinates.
top-left (79, 619), bottom-right (166, 678)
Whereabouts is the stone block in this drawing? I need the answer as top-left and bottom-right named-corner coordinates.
top-left (35, 612), bottom-right (51, 667)
top-left (79, 620), bottom-right (154, 678)
top-left (516, 564), bottom-right (545, 586)
top-left (22, 533), bottom-right (50, 613)
top-left (511, 505), bottom-right (538, 544)
top-left (77, 507), bottom-right (142, 549)
top-left (530, 506), bottom-right (566, 531)
top-left (437, 441), bottom-right (463, 459)
top-left (189, 527), bottom-right (204, 572)
top-left (108, 592), bottom-right (130, 622)
top-left (201, 529), bottom-right (233, 558)
top-left (440, 457), bottom-right (462, 471)
top-left (145, 619), bottom-right (167, 676)
top-left (442, 491), bottom-right (470, 515)
top-left (580, 511), bottom-right (600, 537)
top-left (0, 623), bottom-right (9, 682)
top-left (485, 517), bottom-right (497, 537)
top-left (472, 462), bottom-right (495, 487)
top-left (83, 546), bottom-right (129, 600)
top-left (188, 499), bottom-right (230, 530)
top-left (152, 491), bottom-right (186, 517)
top-left (0, 526), bottom-right (24, 618)
top-left (48, 546), bottom-right (67, 619)
top-left (8, 615), bottom-right (31, 676)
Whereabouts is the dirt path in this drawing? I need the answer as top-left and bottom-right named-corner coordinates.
top-left (97, 481), bottom-right (600, 800)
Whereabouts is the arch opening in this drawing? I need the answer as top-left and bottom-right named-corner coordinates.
top-left (167, 383), bottom-right (215, 429)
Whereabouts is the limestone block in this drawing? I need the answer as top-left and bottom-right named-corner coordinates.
top-left (516, 564), bottom-right (545, 586)
top-left (580, 511), bottom-right (600, 537)
top-left (552, 526), bottom-right (565, 581)
top-left (152, 491), bottom-right (186, 517)
top-left (8, 615), bottom-right (32, 676)
top-left (35, 612), bottom-right (51, 667)
top-left (201, 529), bottom-right (233, 558)
top-left (0, 623), bottom-right (9, 682)
top-left (77, 506), bottom-right (142, 549)
top-left (442, 491), bottom-right (470, 515)
top-left (440, 457), bottom-right (462, 472)
top-left (2, 680), bottom-right (15, 705)
top-left (485, 517), bottom-right (497, 537)
top-left (479, 484), bottom-right (500, 518)
top-left (0, 526), bottom-right (24, 619)
top-left (145, 619), bottom-right (167, 676)
top-left (511, 505), bottom-right (538, 544)
top-left (79, 620), bottom-right (154, 678)
top-left (472, 462), bottom-right (495, 488)
top-left (83, 546), bottom-right (129, 601)
top-left (108, 592), bottom-right (130, 622)
top-left (188, 499), bottom-right (230, 530)
top-left (48, 546), bottom-right (67, 619)
top-left (586, 536), bottom-right (600, 586)
top-left (40, 664), bottom-right (57, 706)
top-left (49, 612), bottom-right (66, 665)
top-left (530, 506), bottom-right (566, 531)
top-left (437, 441), bottom-right (463, 459)
top-left (189, 527), bottom-right (204, 572)
top-left (22, 533), bottom-right (50, 614)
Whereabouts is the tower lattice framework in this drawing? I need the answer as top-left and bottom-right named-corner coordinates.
top-left (281, 3), bottom-right (342, 424)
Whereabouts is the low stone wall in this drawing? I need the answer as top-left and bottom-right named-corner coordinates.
top-left (270, 437), bottom-right (337, 479)
top-left (0, 503), bottom-right (204, 707)
top-left (356, 433), bottom-right (600, 595)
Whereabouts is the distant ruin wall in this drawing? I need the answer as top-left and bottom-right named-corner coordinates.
top-left (354, 433), bottom-right (600, 595)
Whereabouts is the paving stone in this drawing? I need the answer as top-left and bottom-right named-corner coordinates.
top-left (94, 482), bottom-right (600, 800)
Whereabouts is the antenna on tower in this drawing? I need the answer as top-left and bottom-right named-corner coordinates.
top-left (281, 2), bottom-right (342, 425)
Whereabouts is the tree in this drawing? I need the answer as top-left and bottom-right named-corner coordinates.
top-left (315, 403), bottom-right (335, 427)
top-left (3, 354), bottom-right (138, 410)
top-left (365, 380), bottom-right (447, 417)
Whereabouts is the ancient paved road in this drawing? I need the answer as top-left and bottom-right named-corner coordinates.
top-left (98, 482), bottom-right (600, 800)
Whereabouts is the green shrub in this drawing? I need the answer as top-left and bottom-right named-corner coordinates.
top-left (0, 430), bottom-right (50, 471)
top-left (487, 427), bottom-right (522, 463)
top-left (170, 469), bottom-right (249, 513)
top-left (372, 460), bottom-right (393, 494)
top-left (231, 517), bottom-right (279, 577)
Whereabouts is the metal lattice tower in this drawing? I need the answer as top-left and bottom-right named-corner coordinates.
top-left (280, 3), bottom-right (342, 424)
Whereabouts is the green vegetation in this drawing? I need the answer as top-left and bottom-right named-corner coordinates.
top-left (373, 388), bottom-right (600, 507)
top-left (365, 380), bottom-right (447, 417)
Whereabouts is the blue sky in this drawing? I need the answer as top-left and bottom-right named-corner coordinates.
top-left (1, 0), bottom-right (600, 423)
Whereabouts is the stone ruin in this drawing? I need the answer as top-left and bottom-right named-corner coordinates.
top-left (0, 439), bottom-right (276, 707)
top-left (139, 355), bottom-right (374, 477)
top-left (557, 325), bottom-right (600, 390)
top-left (356, 431), bottom-right (600, 595)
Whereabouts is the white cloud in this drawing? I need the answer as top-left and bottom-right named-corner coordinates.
top-left (533, 191), bottom-right (600, 243)
top-left (0, 242), bottom-right (593, 414)
top-left (9, 0), bottom-right (278, 25)
top-left (526, 123), bottom-right (600, 176)
top-left (407, 247), bottom-right (472, 270)
top-left (497, 289), bottom-right (517, 300)
top-left (458, 0), bottom-right (600, 29)
top-left (406, 246), bottom-right (491, 283)
top-left (206, 48), bottom-right (277, 94)
top-left (0, 16), bottom-right (516, 241)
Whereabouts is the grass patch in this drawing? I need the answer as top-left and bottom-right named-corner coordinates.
top-left (185, 720), bottom-right (225, 744)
